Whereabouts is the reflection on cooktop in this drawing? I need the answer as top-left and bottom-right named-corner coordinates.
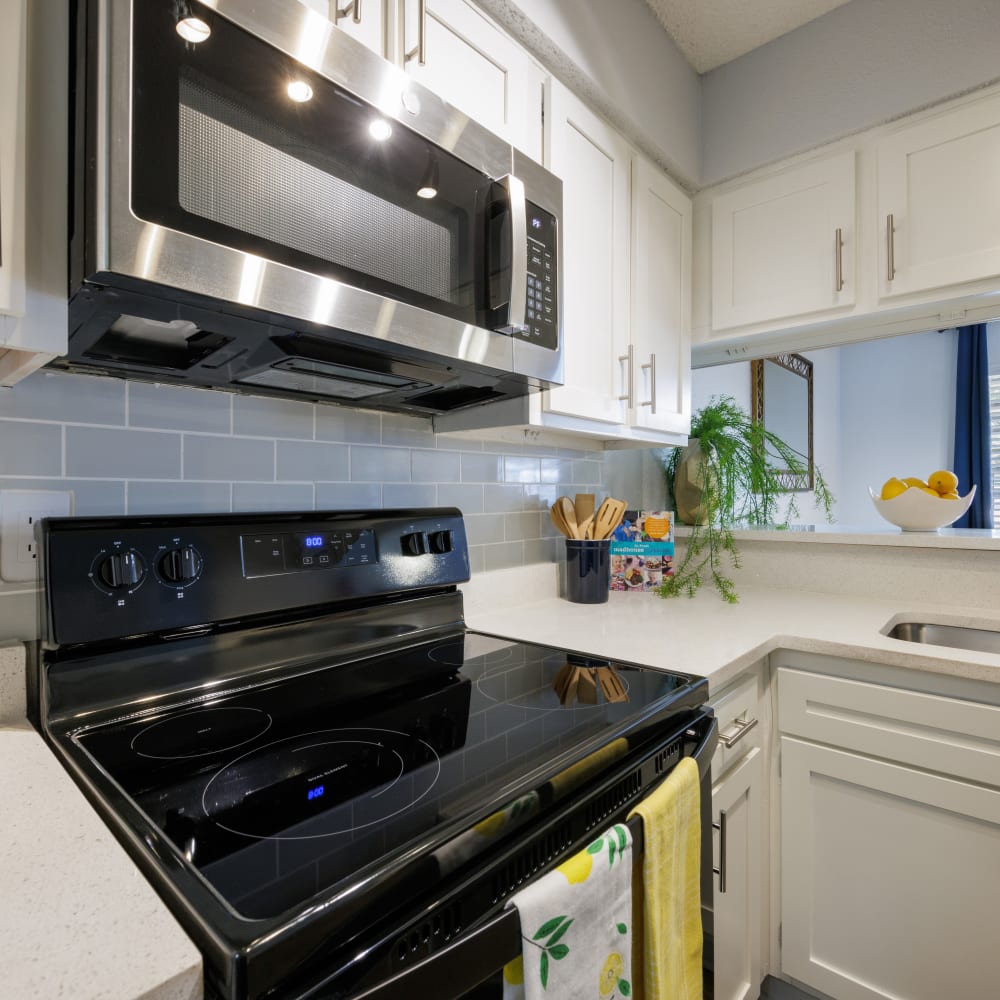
top-left (131, 706), bottom-right (273, 759)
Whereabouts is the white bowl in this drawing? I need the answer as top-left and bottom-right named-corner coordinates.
top-left (868, 484), bottom-right (976, 531)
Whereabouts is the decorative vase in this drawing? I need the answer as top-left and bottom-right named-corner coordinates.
top-left (674, 438), bottom-right (710, 525)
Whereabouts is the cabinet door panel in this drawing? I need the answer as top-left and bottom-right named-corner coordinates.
top-left (711, 152), bottom-right (855, 331)
top-left (630, 155), bottom-right (691, 435)
top-left (542, 83), bottom-right (629, 426)
top-left (878, 91), bottom-right (1000, 298)
top-left (712, 747), bottom-right (763, 1000)
top-left (781, 736), bottom-right (1000, 1000)
top-left (402, 0), bottom-right (544, 162)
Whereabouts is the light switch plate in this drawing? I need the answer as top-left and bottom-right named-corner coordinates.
top-left (0, 489), bottom-right (74, 582)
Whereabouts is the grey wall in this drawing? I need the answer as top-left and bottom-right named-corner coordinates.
top-left (701, 0), bottom-right (1000, 184)
top-left (0, 370), bottom-right (647, 641)
top-left (475, 0), bottom-right (702, 188)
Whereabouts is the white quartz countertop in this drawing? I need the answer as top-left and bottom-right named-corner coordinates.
top-left (462, 565), bottom-right (1000, 693)
top-left (0, 646), bottom-right (202, 1000)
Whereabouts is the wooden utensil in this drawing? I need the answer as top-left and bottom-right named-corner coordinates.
top-left (576, 668), bottom-right (598, 704)
top-left (555, 495), bottom-right (581, 539)
top-left (549, 502), bottom-right (572, 538)
top-left (596, 666), bottom-right (629, 703)
top-left (593, 497), bottom-right (626, 539)
top-left (574, 493), bottom-right (595, 526)
top-left (578, 514), bottom-right (595, 540)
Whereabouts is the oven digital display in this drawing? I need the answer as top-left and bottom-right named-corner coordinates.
top-left (303, 535), bottom-right (325, 549)
top-left (307, 785), bottom-right (325, 801)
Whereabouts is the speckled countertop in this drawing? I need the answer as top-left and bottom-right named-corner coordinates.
top-left (0, 643), bottom-right (203, 1000)
top-left (461, 564), bottom-right (1000, 694)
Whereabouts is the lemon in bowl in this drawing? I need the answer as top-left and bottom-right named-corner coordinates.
top-left (870, 476), bottom-right (976, 531)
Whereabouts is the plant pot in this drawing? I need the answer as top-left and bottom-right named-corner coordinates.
top-left (674, 438), bottom-right (710, 525)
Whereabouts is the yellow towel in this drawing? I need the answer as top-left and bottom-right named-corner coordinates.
top-left (628, 756), bottom-right (703, 1000)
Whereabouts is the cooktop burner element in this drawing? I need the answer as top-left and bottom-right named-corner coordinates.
top-left (202, 727), bottom-right (442, 841)
top-left (131, 706), bottom-right (272, 760)
top-left (36, 507), bottom-right (712, 1000)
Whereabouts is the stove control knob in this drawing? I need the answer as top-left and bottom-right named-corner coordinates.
top-left (159, 545), bottom-right (203, 583)
top-left (98, 550), bottom-right (146, 590)
top-left (427, 530), bottom-right (453, 554)
top-left (401, 531), bottom-right (428, 556)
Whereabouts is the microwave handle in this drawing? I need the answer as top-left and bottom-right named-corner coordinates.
top-left (498, 174), bottom-right (529, 335)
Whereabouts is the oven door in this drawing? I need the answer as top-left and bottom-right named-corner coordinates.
top-left (80, 0), bottom-right (551, 374)
top-left (345, 710), bottom-right (718, 1000)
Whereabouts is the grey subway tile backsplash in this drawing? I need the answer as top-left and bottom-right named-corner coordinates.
top-left (277, 441), bottom-right (349, 482)
top-left (234, 395), bottom-right (314, 440)
top-left (184, 434), bottom-right (274, 482)
top-left (0, 421), bottom-right (63, 475)
top-left (315, 407), bottom-right (381, 444)
top-left (127, 481), bottom-right (231, 515)
top-left (0, 370), bottom-right (647, 642)
top-left (315, 482), bottom-right (382, 509)
top-left (461, 452), bottom-right (503, 483)
top-left (350, 446), bottom-right (410, 482)
top-left (233, 483), bottom-right (314, 512)
top-left (382, 483), bottom-right (437, 508)
top-left (129, 382), bottom-right (231, 434)
top-left (0, 370), bottom-right (125, 425)
top-left (411, 449), bottom-right (461, 483)
top-left (66, 426), bottom-right (179, 479)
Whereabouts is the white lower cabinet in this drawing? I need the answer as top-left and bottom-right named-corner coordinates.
top-left (711, 746), bottom-right (763, 1000)
top-left (776, 659), bottom-right (1000, 1000)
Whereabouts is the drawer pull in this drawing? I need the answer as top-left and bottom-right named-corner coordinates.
top-left (719, 716), bottom-right (758, 749)
top-left (712, 810), bottom-right (727, 894)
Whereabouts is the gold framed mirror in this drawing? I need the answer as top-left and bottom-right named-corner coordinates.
top-left (751, 353), bottom-right (814, 491)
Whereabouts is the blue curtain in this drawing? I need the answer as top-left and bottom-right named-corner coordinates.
top-left (953, 324), bottom-right (993, 529)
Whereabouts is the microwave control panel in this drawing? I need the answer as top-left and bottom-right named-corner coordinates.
top-left (523, 202), bottom-right (558, 350)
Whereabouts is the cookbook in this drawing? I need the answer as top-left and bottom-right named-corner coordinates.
top-left (609, 510), bottom-right (674, 592)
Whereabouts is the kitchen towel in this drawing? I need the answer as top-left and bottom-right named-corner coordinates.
top-left (628, 756), bottom-right (702, 1000)
top-left (502, 823), bottom-right (633, 999)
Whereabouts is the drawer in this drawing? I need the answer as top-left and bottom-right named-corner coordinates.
top-left (777, 667), bottom-right (1000, 787)
top-left (708, 670), bottom-right (763, 776)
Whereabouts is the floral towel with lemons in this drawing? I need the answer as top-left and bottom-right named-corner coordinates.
top-left (503, 824), bottom-right (633, 999)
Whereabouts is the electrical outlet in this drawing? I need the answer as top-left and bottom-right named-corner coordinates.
top-left (0, 490), bottom-right (74, 583)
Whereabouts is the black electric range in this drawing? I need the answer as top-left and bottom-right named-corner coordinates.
top-left (33, 508), bottom-right (714, 1000)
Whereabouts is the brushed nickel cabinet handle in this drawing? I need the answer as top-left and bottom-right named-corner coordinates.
top-left (835, 227), bottom-right (844, 292)
top-left (618, 344), bottom-right (634, 407)
top-left (640, 353), bottom-right (656, 413)
top-left (405, 0), bottom-right (427, 64)
top-left (719, 716), bottom-right (758, 749)
top-left (886, 213), bottom-right (896, 281)
top-left (712, 810), bottom-right (728, 894)
top-left (335, 0), bottom-right (362, 24)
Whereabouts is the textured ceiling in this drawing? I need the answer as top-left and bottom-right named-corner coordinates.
top-left (644, 0), bottom-right (854, 73)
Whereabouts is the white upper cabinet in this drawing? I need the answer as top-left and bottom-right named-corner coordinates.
top-left (878, 89), bottom-right (1000, 300)
top-left (711, 152), bottom-right (856, 332)
top-left (542, 81), bottom-right (632, 428)
top-left (630, 154), bottom-right (692, 436)
top-left (400, 0), bottom-right (545, 162)
top-left (298, 0), bottom-right (386, 56)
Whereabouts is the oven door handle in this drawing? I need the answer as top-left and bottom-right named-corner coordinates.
top-left (352, 712), bottom-right (717, 1000)
top-left (351, 812), bottom-right (646, 1000)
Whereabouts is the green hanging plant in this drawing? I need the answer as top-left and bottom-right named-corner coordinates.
top-left (658, 396), bottom-right (835, 603)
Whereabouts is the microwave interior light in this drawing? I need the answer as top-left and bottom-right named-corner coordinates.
top-left (176, 16), bottom-right (211, 44)
top-left (286, 80), bottom-right (314, 103)
top-left (368, 119), bottom-right (393, 142)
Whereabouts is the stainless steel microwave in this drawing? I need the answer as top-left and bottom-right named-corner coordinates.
top-left (60, 0), bottom-right (563, 414)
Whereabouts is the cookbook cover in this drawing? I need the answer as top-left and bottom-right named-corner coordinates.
top-left (609, 510), bottom-right (674, 592)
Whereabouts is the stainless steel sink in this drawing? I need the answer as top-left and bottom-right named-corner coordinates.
top-left (887, 621), bottom-right (1000, 655)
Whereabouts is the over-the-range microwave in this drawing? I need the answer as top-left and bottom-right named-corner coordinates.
top-left (58, 0), bottom-right (563, 415)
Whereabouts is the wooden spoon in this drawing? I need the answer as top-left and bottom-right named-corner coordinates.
top-left (549, 502), bottom-right (572, 538)
top-left (574, 493), bottom-right (595, 526)
top-left (555, 495), bottom-right (581, 539)
top-left (593, 497), bottom-right (626, 539)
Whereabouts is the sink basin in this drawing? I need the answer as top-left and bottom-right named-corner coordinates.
top-left (887, 621), bottom-right (1000, 655)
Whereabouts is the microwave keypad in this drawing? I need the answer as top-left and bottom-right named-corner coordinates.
top-left (523, 203), bottom-right (558, 349)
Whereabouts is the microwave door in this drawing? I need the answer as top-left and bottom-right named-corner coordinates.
top-left (124, 0), bottom-right (500, 340)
